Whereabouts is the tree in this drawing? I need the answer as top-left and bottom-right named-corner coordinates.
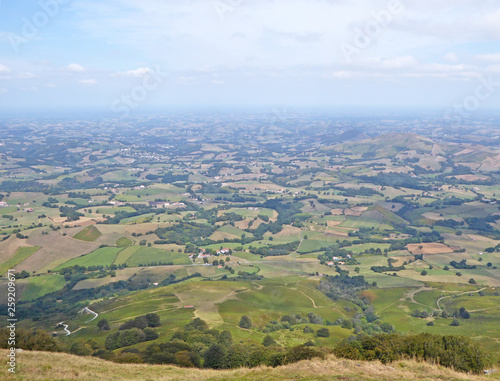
top-left (262, 335), bottom-right (278, 347)
top-left (97, 319), bottom-right (110, 331)
top-left (316, 328), bottom-right (330, 337)
top-left (69, 341), bottom-right (93, 356)
top-left (203, 344), bottom-right (225, 369)
top-left (143, 327), bottom-right (159, 341)
top-left (421, 270), bottom-right (428, 276)
top-left (238, 315), bottom-right (252, 329)
top-left (145, 313), bottom-right (161, 327)
top-left (468, 278), bottom-right (476, 284)
top-left (133, 316), bottom-right (148, 330)
top-left (380, 322), bottom-right (394, 333)
top-left (451, 318), bottom-right (460, 326)
top-left (218, 330), bottom-right (232, 346)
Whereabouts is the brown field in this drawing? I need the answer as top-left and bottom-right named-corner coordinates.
top-left (0, 235), bottom-right (32, 264)
top-left (50, 216), bottom-right (105, 227)
top-left (20, 229), bottom-right (98, 273)
top-left (1, 349), bottom-right (491, 381)
top-left (330, 208), bottom-right (344, 215)
top-left (406, 243), bottom-right (454, 255)
top-left (326, 220), bottom-right (344, 227)
top-left (272, 225), bottom-right (302, 238)
top-left (124, 223), bottom-right (159, 235)
top-left (344, 208), bottom-right (365, 216)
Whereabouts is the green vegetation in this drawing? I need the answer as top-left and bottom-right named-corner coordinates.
top-left (73, 225), bottom-right (102, 242)
top-left (54, 247), bottom-right (122, 270)
top-left (20, 274), bottom-right (66, 301)
top-left (0, 246), bottom-right (40, 276)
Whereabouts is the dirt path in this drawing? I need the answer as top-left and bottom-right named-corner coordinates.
top-left (57, 322), bottom-right (71, 336)
top-left (436, 287), bottom-right (487, 310)
top-left (290, 287), bottom-right (318, 308)
top-left (378, 287), bottom-right (433, 313)
top-left (83, 307), bottom-right (98, 323)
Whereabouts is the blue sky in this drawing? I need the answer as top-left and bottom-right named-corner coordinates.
top-left (1, 0), bottom-right (500, 115)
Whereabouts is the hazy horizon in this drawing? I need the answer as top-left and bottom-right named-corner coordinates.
top-left (1, 0), bottom-right (500, 117)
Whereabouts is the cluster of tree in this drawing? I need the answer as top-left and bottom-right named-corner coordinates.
top-left (0, 328), bottom-right (61, 352)
top-left (104, 313), bottom-right (161, 350)
top-left (333, 333), bottom-right (490, 374)
top-left (332, 315), bottom-right (394, 335)
top-left (249, 241), bottom-right (300, 257)
top-left (155, 221), bottom-right (216, 245)
top-left (105, 327), bottom-right (159, 350)
top-left (97, 317), bottom-right (327, 369)
top-left (435, 219), bottom-right (463, 228)
top-left (465, 216), bottom-right (500, 233)
top-left (59, 205), bottom-right (84, 221)
top-left (370, 264), bottom-right (406, 273)
top-left (317, 274), bottom-right (371, 310)
top-left (357, 172), bottom-right (430, 191)
top-left (259, 313), bottom-right (327, 334)
top-left (450, 259), bottom-right (476, 270)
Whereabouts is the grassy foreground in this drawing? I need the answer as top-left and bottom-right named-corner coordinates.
top-left (1, 349), bottom-right (495, 381)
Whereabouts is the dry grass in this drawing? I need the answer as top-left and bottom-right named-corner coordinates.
top-left (406, 243), bottom-right (454, 255)
top-left (22, 230), bottom-right (98, 272)
top-left (1, 350), bottom-right (493, 381)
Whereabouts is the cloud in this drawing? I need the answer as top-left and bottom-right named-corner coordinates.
top-left (444, 52), bottom-right (459, 62)
top-left (116, 67), bottom-right (152, 77)
top-left (79, 79), bottom-right (97, 85)
top-left (66, 63), bottom-right (85, 72)
top-left (0, 88), bottom-right (8, 95)
top-left (475, 53), bottom-right (500, 63)
top-left (0, 64), bottom-right (11, 74)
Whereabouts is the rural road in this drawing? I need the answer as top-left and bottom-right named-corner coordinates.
top-left (83, 307), bottom-right (99, 322)
top-left (436, 287), bottom-right (487, 310)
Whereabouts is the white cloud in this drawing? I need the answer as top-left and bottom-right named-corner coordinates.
top-left (444, 52), bottom-right (459, 62)
top-left (0, 88), bottom-right (8, 95)
top-left (475, 53), bottom-right (500, 63)
top-left (0, 64), bottom-right (11, 74)
top-left (79, 79), bottom-right (97, 85)
top-left (116, 67), bottom-right (152, 77)
top-left (66, 63), bottom-right (85, 72)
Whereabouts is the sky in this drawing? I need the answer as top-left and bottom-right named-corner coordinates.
top-left (1, 0), bottom-right (500, 117)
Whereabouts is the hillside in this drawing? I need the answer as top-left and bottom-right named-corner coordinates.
top-left (1, 349), bottom-right (494, 381)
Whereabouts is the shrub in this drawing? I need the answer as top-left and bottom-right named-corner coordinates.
top-left (238, 315), bottom-right (252, 329)
top-left (316, 328), bottom-right (330, 337)
top-left (97, 319), bottom-right (110, 331)
top-left (333, 333), bottom-right (490, 374)
top-left (262, 335), bottom-right (278, 347)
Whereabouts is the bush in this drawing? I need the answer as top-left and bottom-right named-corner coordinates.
top-left (316, 328), bottom-right (330, 337)
top-left (333, 333), bottom-right (490, 374)
top-left (97, 319), bottom-right (110, 331)
top-left (238, 315), bottom-right (252, 329)
top-left (262, 335), bottom-right (278, 347)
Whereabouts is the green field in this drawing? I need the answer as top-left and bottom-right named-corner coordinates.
top-left (125, 247), bottom-right (192, 266)
top-left (54, 247), bottom-right (122, 270)
top-left (20, 274), bottom-right (66, 301)
top-left (116, 236), bottom-right (133, 247)
top-left (73, 225), bottom-right (101, 242)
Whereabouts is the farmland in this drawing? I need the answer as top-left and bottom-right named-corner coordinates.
top-left (0, 115), bottom-right (499, 375)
